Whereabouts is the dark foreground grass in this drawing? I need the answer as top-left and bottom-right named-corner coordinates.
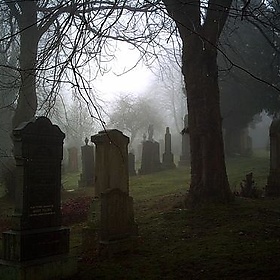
top-left (70, 195), bottom-right (280, 280)
top-left (66, 151), bottom-right (280, 279)
top-left (2, 150), bottom-right (280, 279)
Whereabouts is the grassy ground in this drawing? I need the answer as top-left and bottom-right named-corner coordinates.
top-left (68, 149), bottom-right (280, 279)
top-left (2, 149), bottom-right (280, 279)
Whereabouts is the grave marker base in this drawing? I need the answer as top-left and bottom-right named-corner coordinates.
top-left (2, 227), bottom-right (69, 262)
top-left (0, 254), bottom-right (77, 280)
top-left (98, 236), bottom-right (139, 258)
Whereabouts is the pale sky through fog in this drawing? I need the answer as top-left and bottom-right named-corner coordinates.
top-left (93, 43), bottom-right (157, 101)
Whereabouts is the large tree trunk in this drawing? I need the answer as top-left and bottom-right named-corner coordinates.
top-left (163, 0), bottom-right (234, 207)
top-left (182, 34), bottom-right (232, 207)
top-left (12, 1), bottom-right (39, 129)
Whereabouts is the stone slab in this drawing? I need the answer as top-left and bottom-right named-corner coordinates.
top-left (0, 254), bottom-right (77, 280)
top-left (2, 227), bottom-right (69, 262)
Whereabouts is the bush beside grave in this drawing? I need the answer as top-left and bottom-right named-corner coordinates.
top-left (61, 196), bottom-right (93, 225)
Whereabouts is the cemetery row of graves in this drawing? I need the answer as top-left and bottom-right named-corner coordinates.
top-left (0, 116), bottom-right (189, 279)
top-left (0, 117), bottom-right (280, 280)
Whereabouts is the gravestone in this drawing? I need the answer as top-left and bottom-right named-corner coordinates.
top-left (224, 127), bottom-right (253, 157)
top-left (266, 119), bottom-right (280, 196)
top-left (179, 115), bottom-right (190, 166)
top-left (139, 125), bottom-right (161, 175)
top-left (162, 127), bottom-right (176, 169)
top-left (90, 129), bottom-right (138, 256)
top-left (67, 146), bottom-right (78, 172)
top-left (0, 117), bottom-right (76, 279)
top-left (78, 137), bottom-right (95, 188)
top-left (128, 152), bottom-right (137, 176)
top-left (91, 129), bottom-right (129, 197)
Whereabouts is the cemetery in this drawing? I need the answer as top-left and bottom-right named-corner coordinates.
top-left (0, 117), bottom-right (279, 279)
top-left (0, 1), bottom-right (279, 279)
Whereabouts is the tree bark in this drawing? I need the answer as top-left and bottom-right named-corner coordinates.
top-left (183, 34), bottom-right (232, 207)
top-left (12, 1), bottom-right (39, 129)
top-left (163, 0), bottom-right (234, 207)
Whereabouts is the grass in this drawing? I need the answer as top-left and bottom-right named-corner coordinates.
top-left (1, 149), bottom-right (280, 279)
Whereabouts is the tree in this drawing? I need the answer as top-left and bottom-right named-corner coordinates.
top-left (2, 0), bottom-right (279, 206)
top-left (219, 2), bottom-right (280, 156)
top-left (108, 94), bottom-right (164, 147)
top-left (162, 0), bottom-right (234, 207)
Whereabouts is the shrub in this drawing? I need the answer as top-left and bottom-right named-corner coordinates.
top-left (61, 196), bottom-right (93, 225)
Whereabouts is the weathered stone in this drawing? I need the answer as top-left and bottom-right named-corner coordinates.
top-left (89, 129), bottom-right (138, 257)
top-left (139, 140), bottom-right (161, 175)
top-left (1, 117), bottom-right (76, 279)
top-left (162, 127), bottom-right (176, 169)
top-left (78, 137), bottom-right (95, 188)
top-left (67, 146), bottom-right (79, 172)
top-left (91, 129), bottom-right (129, 197)
top-left (266, 119), bottom-right (280, 196)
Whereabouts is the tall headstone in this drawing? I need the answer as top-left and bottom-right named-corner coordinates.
top-left (78, 137), bottom-right (95, 188)
top-left (139, 125), bottom-right (161, 175)
top-left (162, 127), bottom-right (176, 169)
top-left (90, 129), bottom-right (138, 256)
top-left (179, 115), bottom-right (190, 166)
top-left (224, 127), bottom-right (252, 157)
top-left (67, 146), bottom-right (78, 172)
top-left (91, 129), bottom-right (129, 197)
top-left (266, 119), bottom-right (280, 196)
top-left (0, 117), bottom-right (76, 279)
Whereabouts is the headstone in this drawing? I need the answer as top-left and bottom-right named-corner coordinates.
top-left (224, 127), bottom-right (252, 157)
top-left (128, 152), bottom-right (137, 176)
top-left (138, 125), bottom-right (161, 175)
top-left (0, 117), bottom-right (76, 279)
top-left (78, 137), bottom-right (95, 188)
top-left (178, 115), bottom-right (190, 166)
top-left (136, 143), bottom-right (142, 162)
top-left (266, 119), bottom-right (280, 196)
top-left (91, 129), bottom-right (129, 197)
top-left (162, 127), bottom-right (176, 169)
top-left (90, 129), bottom-right (138, 256)
top-left (67, 146), bottom-right (78, 172)
top-left (139, 141), bottom-right (161, 175)
top-left (159, 139), bottom-right (164, 161)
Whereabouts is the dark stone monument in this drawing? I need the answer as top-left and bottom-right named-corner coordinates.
top-left (179, 115), bottom-right (190, 166)
top-left (0, 117), bottom-right (76, 279)
top-left (67, 146), bottom-right (78, 172)
top-left (90, 129), bottom-right (138, 256)
top-left (162, 127), bottom-right (176, 169)
top-left (266, 119), bottom-right (280, 196)
top-left (139, 125), bottom-right (161, 175)
top-left (224, 127), bottom-right (252, 157)
top-left (128, 152), bottom-right (137, 176)
top-left (78, 137), bottom-right (95, 188)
